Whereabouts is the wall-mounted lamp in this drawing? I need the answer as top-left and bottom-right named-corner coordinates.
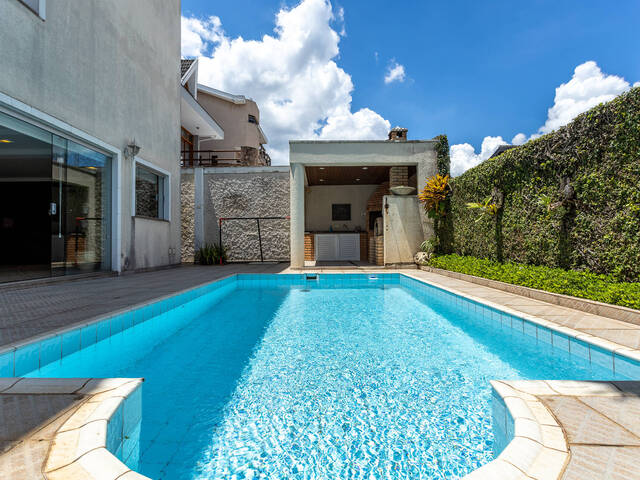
top-left (124, 139), bottom-right (141, 159)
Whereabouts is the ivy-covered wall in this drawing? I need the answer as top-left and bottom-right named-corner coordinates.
top-left (450, 87), bottom-right (640, 281)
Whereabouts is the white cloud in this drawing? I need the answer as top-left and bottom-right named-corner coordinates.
top-left (384, 61), bottom-right (406, 84)
top-left (450, 61), bottom-right (634, 176)
top-left (538, 61), bottom-right (629, 134)
top-left (181, 16), bottom-right (223, 57)
top-left (635, 81), bottom-right (640, 88)
top-left (511, 133), bottom-right (527, 145)
top-left (450, 136), bottom-right (507, 177)
top-left (182, 0), bottom-right (390, 164)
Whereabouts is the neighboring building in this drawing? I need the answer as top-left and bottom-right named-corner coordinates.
top-left (180, 76), bottom-right (270, 167)
top-left (289, 128), bottom-right (438, 268)
top-left (489, 144), bottom-right (517, 158)
top-left (0, 0), bottom-right (182, 283)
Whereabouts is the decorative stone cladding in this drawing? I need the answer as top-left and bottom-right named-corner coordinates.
top-left (204, 169), bottom-right (290, 262)
top-left (180, 174), bottom-right (195, 262)
top-left (389, 166), bottom-right (409, 188)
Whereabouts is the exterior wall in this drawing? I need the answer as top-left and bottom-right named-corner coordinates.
top-left (182, 167), bottom-right (289, 262)
top-left (304, 185), bottom-right (377, 232)
top-left (383, 195), bottom-right (424, 264)
top-left (197, 93), bottom-right (264, 152)
top-left (0, 0), bottom-right (181, 273)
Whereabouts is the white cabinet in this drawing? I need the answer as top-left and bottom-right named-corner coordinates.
top-left (314, 233), bottom-right (360, 261)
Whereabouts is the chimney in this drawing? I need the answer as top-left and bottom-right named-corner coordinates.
top-left (388, 126), bottom-right (408, 142)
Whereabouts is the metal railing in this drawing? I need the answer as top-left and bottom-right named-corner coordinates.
top-left (219, 216), bottom-right (289, 262)
top-left (180, 149), bottom-right (243, 167)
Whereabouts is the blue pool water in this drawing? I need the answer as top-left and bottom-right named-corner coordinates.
top-left (26, 274), bottom-right (633, 479)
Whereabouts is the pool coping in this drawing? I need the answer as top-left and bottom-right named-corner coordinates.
top-left (0, 377), bottom-right (145, 480)
top-left (1, 269), bottom-right (639, 479)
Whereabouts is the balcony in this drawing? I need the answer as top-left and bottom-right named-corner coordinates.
top-left (181, 147), bottom-right (271, 167)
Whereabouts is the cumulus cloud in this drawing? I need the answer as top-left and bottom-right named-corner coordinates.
top-left (450, 136), bottom-right (507, 177)
top-left (384, 61), bottom-right (406, 84)
top-left (182, 0), bottom-right (390, 164)
top-left (538, 61), bottom-right (630, 134)
top-left (511, 133), bottom-right (527, 146)
top-left (450, 61), bottom-right (635, 176)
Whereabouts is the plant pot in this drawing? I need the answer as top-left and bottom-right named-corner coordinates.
top-left (390, 186), bottom-right (416, 196)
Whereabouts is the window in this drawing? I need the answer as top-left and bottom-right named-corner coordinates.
top-left (248, 114), bottom-right (258, 124)
top-left (135, 165), bottom-right (166, 219)
top-left (19, 0), bottom-right (45, 19)
top-left (332, 204), bottom-right (351, 221)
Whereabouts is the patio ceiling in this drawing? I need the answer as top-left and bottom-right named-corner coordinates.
top-left (305, 166), bottom-right (390, 185)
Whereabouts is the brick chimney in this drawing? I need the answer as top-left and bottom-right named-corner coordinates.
top-left (388, 126), bottom-right (408, 142)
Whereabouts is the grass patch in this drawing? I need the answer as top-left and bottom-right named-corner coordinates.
top-left (428, 254), bottom-right (640, 310)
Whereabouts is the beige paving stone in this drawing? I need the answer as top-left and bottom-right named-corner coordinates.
top-left (77, 447), bottom-right (130, 480)
top-left (561, 446), bottom-right (640, 480)
top-left (580, 329), bottom-right (640, 350)
top-left (539, 425), bottom-right (568, 452)
top-left (498, 436), bottom-right (542, 473)
top-left (545, 381), bottom-right (624, 397)
top-left (579, 395), bottom-right (640, 439)
top-left (527, 447), bottom-right (568, 480)
top-left (541, 396), bottom-right (640, 446)
top-left (463, 459), bottom-right (529, 479)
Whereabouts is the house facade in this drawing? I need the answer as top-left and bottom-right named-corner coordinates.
top-left (0, 0), bottom-right (182, 282)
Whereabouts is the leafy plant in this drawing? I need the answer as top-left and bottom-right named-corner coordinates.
top-left (449, 86), bottom-right (640, 281)
top-left (466, 197), bottom-right (498, 222)
top-left (195, 243), bottom-right (228, 265)
top-left (429, 254), bottom-right (640, 310)
top-left (419, 174), bottom-right (452, 219)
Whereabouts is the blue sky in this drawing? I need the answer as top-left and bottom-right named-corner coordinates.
top-left (181, 0), bottom-right (640, 171)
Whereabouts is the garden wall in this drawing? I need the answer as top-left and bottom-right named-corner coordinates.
top-left (449, 87), bottom-right (640, 281)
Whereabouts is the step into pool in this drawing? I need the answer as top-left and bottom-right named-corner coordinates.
top-left (23, 274), bottom-right (639, 479)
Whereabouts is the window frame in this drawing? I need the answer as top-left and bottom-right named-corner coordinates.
top-left (18, 0), bottom-right (46, 19)
top-left (132, 158), bottom-right (171, 221)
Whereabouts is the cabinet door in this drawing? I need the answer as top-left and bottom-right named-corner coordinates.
top-left (315, 235), bottom-right (338, 260)
top-left (338, 235), bottom-right (360, 261)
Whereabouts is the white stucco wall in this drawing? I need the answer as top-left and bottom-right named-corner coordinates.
top-left (383, 195), bottom-right (424, 264)
top-left (304, 185), bottom-right (377, 232)
top-left (0, 0), bottom-right (181, 272)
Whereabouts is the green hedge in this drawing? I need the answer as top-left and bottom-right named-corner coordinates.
top-left (450, 87), bottom-right (640, 281)
top-left (429, 254), bottom-right (640, 310)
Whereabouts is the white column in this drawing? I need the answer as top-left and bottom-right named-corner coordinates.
top-left (194, 167), bottom-right (204, 249)
top-left (290, 163), bottom-right (305, 268)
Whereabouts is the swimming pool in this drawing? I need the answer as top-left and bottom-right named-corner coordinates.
top-left (17, 273), bottom-right (640, 479)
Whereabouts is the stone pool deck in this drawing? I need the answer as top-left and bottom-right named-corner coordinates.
top-left (0, 264), bottom-right (639, 479)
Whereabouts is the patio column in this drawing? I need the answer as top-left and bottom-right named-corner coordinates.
top-left (290, 163), bottom-right (305, 268)
top-left (194, 167), bottom-right (204, 250)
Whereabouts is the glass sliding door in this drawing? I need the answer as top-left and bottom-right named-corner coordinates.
top-left (52, 137), bottom-right (111, 276)
top-left (0, 112), bottom-right (53, 282)
top-left (0, 111), bottom-right (111, 283)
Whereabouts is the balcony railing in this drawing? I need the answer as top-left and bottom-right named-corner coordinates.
top-left (181, 147), bottom-right (272, 168)
top-left (180, 149), bottom-right (243, 167)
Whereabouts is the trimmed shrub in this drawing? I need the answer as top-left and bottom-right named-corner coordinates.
top-left (429, 254), bottom-right (640, 310)
top-left (450, 87), bottom-right (640, 281)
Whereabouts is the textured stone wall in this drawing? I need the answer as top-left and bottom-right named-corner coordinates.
top-left (204, 170), bottom-right (290, 262)
top-left (180, 174), bottom-right (195, 262)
